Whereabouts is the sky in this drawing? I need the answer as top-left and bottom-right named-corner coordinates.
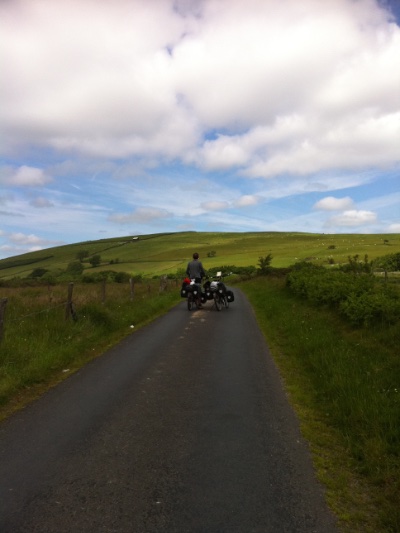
top-left (1, 0), bottom-right (400, 260)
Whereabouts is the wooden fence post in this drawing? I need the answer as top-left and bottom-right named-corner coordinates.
top-left (65, 282), bottom-right (74, 320)
top-left (0, 298), bottom-right (8, 342)
top-left (159, 275), bottom-right (168, 292)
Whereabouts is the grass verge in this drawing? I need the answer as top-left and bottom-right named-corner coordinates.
top-left (0, 281), bottom-right (181, 421)
top-left (239, 277), bottom-right (399, 533)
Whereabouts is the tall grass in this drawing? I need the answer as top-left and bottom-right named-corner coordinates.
top-left (240, 277), bottom-right (399, 533)
top-left (0, 280), bottom-right (180, 413)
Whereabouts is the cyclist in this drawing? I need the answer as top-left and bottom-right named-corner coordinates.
top-left (186, 252), bottom-right (206, 307)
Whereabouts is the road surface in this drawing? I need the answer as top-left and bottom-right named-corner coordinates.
top-left (0, 289), bottom-right (338, 532)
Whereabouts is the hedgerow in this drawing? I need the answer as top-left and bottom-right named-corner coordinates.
top-left (286, 263), bottom-right (400, 326)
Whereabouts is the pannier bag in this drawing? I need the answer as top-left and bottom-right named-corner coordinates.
top-left (210, 281), bottom-right (226, 293)
top-left (181, 282), bottom-right (189, 298)
top-left (218, 282), bottom-right (227, 294)
top-left (182, 283), bottom-right (200, 297)
top-left (226, 290), bottom-right (235, 302)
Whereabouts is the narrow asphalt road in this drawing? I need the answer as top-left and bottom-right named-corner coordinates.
top-left (0, 289), bottom-right (338, 533)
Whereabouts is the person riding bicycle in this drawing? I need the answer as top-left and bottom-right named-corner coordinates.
top-left (186, 252), bottom-right (206, 307)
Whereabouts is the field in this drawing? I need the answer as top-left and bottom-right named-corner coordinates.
top-left (1, 231), bottom-right (399, 280)
top-left (1, 230), bottom-right (399, 532)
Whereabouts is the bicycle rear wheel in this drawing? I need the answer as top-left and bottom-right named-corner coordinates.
top-left (214, 293), bottom-right (222, 311)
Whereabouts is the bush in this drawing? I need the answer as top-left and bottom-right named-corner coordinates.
top-left (29, 268), bottom-right (49, 278)
top-left (374, 252), bottom-right (400, 272)
top-left (66, 261), bottom-right (84, 276)
top-left (286, 261), bottom-right (400, 327)
top-left (82, 270), bottom-right (132, 283)
top-left (89, 255), bottom-right (101, 268)
top-left (340, 288), bottom-right (400, 326)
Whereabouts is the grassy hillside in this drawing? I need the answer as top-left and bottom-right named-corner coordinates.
top-left (1, 231), bottom-right (399, 280)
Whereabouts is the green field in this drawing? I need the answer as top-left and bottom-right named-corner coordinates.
top-left (1, 231), bottom-right (399, 279)
top-left (1, 230), bottom-right (399, 532)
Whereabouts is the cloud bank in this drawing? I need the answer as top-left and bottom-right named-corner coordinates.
top-left (0, 0), bottom-right (399, 258)
top-left (2, 0), bottom-right (399, 176)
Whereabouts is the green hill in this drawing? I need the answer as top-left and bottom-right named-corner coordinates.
top-left (0, 231), bottom-right (399, 280)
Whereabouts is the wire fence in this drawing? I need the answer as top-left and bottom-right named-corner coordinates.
top-left (0, 276), bottom-right (178, 343)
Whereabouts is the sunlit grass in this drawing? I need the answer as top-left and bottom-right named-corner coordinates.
top-left (1, 231), bottom-right (399, 279)
top-left (239, 277), bottom-right (400, 533)
top-left (0, 280), bottom-right (180, 415)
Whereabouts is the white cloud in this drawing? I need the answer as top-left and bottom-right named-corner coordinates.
top-left (234, 195), bottom-right (261, 207)
top-left (0, 166), bottom-right (52, 187)
top-left (109, 207), bottom-right (172, 224)
top-left (314, 196), bottom-right (354, 211)
top-left (30, 197), bottom-right (54, 208)
top-left (388, 223), bottom-right (400, 232)
top-left (0, 0), bottom-right (399, 255)
top-left (326, 209), bottom-right (377, 227)
top-left (200, 201), bottom-right (230, 212)
top-left (9, 232), bottom-right (58, 246)
top-left (1, 0), bottom-right (399, 176)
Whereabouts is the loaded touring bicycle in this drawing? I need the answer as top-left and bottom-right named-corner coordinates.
top-left (181, 272), bottom-right (234, 311)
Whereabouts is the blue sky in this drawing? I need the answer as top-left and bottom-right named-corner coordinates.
top-left (1, 0), bottom-right (399, 259)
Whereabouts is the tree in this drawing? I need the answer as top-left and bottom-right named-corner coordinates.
top-left (89, 255), bottom-right (101, 268)
top-left (76, 250), bottom-right (89, 262)
top-left (257, 254), bottom-right (273, 275)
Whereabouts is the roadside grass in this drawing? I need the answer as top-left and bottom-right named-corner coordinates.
top-left (239, 277), bottom-right (399, 533)
top-left (0, 280), bottom-right (181, 420)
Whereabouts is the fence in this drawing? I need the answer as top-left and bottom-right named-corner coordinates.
top-left (0, 277), bottom-right (178, 344)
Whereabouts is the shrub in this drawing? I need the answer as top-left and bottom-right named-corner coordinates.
top-left (257, 254), bottom-right (273, 275)
top-left (286, 261), bottom-right (400, 327)
top-left (374, 252), bottom-right (400, 272)
top-left (340, 288), bottom-right (400, 326)
top-left (89, 255), bottom-right (101, 268)
top-left (29, 268), bottom-right (49, 278)
top-left (66, 261), bottom-right (84, 276)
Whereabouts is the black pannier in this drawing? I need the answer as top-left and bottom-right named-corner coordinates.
top-left (184, 283), bottom-right (200, 295)
top-left (226, 290), bottom-right (235, 302)
top-left (217, 282), bottom-right (227, 293)
top-left (180, 287), bottom-right (188, 298)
